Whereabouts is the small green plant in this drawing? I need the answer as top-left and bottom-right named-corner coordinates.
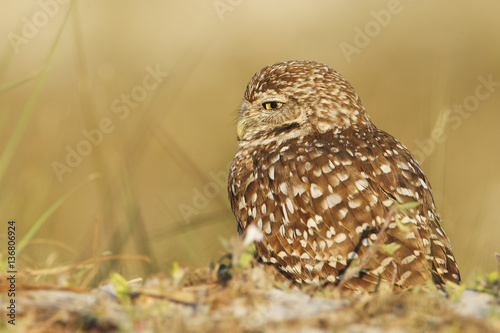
top-left (444, 280), bottom-right (466, 301)
top-left (216, 228), bottom-right (259, 282)
top-left (471, 270), bottom-right (499, 297)
top-left (110, 272), bottom-right (133, 306)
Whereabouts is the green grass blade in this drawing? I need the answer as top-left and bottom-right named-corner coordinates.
top-left (0, 68), bottom-right (41, 94)
top-left (16, 173), bottom-right (100, 256)
top-left (0, 0), bottom-right (76, 182)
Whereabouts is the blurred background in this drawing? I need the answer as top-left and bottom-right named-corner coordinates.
top-left (1, 1), bottom-right (499, 285)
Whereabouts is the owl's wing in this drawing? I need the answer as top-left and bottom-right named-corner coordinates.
top-left (267, 130), bottom-right (458, 290)
top-left (228, 129), bottom-right (459, 290)
top-left (371, 130), bottom-right (460, 286)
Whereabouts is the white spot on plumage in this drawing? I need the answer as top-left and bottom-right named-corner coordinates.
top-left (382, 199), bottom-right (393, 207)
top-left (435, 257), bottom-right (446, 265)
top-left (355, 179), bottom-right (369, 191)
top-left (400, 216), bottom-right (412, 224)
top-left (396, 187), bottom-right (413, 197)
top-left (327, 276), bottom-right (337, 283)
top-left (402, 255), bottom-right (417, 264)
top-left (266, 243), bottom-right (273, 252)
top-left (348, 199), bottom-right (362, 209)
top-left (380, 164), bottom-right (391, 174)
top-left (406, 232), bottom-right (416, 240)
top-left (269, 166), bottom-right (275, 180)
top-left (322, 165), bottom-right (332, 173)
top-left (280, 224), bottom-right (286, 237)
top-left (314, 262), bottom-right (324, 271)
top-left (249, 207), bottom-right (256, 218)
top-left (435, 227), bottom-right (445, 237)
top-left (433, 240), bottom-right (445, 247)
top-left (337, 172), bottom-right (349, 182)
top-left (334, 233), bottom-right (347, 243)
top-left (238, 196), bottom-right (246, 210)
top-left (381, 257), bottom-right (394, 267)
top-left (362, 238), bottom-right (371, 246)
top-left (292, 184), bottom-right (306, 196)
top-left (310, 183), bottom-right (323, 198)
top-left (307, 217), bottom-right (320, 230)
top-left (250, 192), bottom-right (257, 204)
top-left (397, 271), bottom-right (412, 285)
top-left (282, 206), bottom-right (290, 225)
top-left (285, 198), bottom-right (294, 214)
top-left (326, 194), bottom-right (342, 208)
top-left (397, 161), bottom-right (409, 170)
top-left (279, 182), bottom-right (288, 195)
top-left (348, 252), bottom-right (358, 259)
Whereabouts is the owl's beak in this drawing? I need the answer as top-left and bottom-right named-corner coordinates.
top-left (236, 118), bottom-right (247, 140)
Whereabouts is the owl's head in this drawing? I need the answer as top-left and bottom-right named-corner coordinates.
top-left (236, 60), bottom-right (371, 143)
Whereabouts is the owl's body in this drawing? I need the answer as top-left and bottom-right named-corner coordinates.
top-left (228, 60), bottom-right (460, 291)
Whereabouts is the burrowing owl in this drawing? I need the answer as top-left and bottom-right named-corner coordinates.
top-left (228, 60), bottom-right (460, 291)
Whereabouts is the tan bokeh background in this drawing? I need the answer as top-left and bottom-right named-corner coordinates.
top-left (1, 1), bottom-right (499, 284)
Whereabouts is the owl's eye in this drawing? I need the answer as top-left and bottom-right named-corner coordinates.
top-left (262, 101), bottom-right (284, 110)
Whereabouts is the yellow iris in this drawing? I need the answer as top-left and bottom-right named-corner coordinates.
top-left (263, 101), bottom-right (284, 110)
